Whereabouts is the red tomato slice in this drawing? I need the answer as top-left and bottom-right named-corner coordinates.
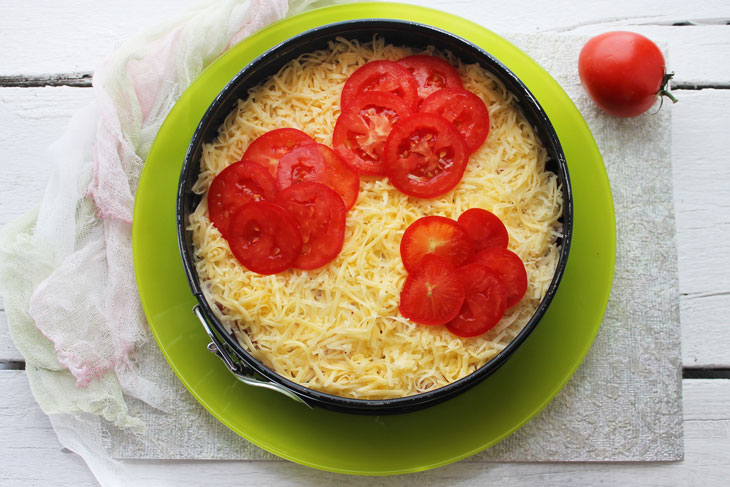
top-left (226, 201), bottom-right (302, 275)
top-left (472, 248), bottom-right (528, 308)
top-left (397, 55), bottom-right (464, 105)
top-left (333, 91), bottom-right (413, 176)
top-left (241, 128), bottom-right (316, 176)
top-left (340, 60), bottom-right (418, 110)
top-left (275, 144), bottom-right (326, 191)
top-left (457, 208), bottom-right (509, 251)
top-left (420, 88), bottom-right (490, 153)
top-left (384, 112), bottom-right (468, 198)
top-left (315, 144), bottom-right (360, 211)
top-left (400, 215), bottom-right (475, 273)
top-left (275, 144), bottom-right (360, 211)
top-left (399, 254), bottom-right (465, 326)
top-left (446, 263), bottom-right (508, 337)
top-left (207, 160), bottom-right (278, 236)
top-left (275, 182), bottom-right (346, 270)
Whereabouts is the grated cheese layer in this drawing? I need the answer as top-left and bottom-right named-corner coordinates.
top-left (188, 37), bottom-right (564, 400)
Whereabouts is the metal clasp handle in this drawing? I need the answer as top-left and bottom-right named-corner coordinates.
top-left (192, 305), bottom-right (313, 409)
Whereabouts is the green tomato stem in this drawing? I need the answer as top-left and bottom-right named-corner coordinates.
top-left (659, 72), bottom-right (678, 104)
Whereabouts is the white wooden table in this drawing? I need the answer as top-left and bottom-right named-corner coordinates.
top-left (2, 1), bottom-right (729, 485)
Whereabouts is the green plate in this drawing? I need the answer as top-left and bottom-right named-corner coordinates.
top-left (133, 2), bottom-right (615, 475)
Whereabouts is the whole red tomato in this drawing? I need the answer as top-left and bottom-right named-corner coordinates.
top-left (578, 31), bottom-right (677, 117)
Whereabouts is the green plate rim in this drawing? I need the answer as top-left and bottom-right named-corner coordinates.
top-left (132, 2), bottom-right (615, 475)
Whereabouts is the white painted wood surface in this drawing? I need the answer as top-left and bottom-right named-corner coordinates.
top-left (3, 371), bottom-right (729, 486)
top-left (0, 87), bottom-right (95, 232)
top-left (1, 0), bottom-right (729, 77)
top-left (673, 90), bottom-right (730, 367)
top-left (1, 0), bottom-right (729, 485)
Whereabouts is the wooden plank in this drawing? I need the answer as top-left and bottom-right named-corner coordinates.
top-left (672, 90), bottom-right (730, 367)
top-left (556, 25), bottom-right (730, 88)
top-left (0, 73), bottom-right (92, 88)
top-left (682, 293), bottom-right (730, 367)
top-left (410, 0), bottom-right (730, 32)
top-left (417, 2), bottom-right (730, 87)
top-left (0, 0), bottom-right (202, 76)
top-left (0, 303), bottom-right (22, 363)
top-left (1, 0), bottom-right (730, 84)
top-left (1, 371), bottom-right (728, 486)
top-left (0, 370), bottom-right (97, 485)
top-left (0, 87), bottom-right (94, 228)
top-left (0, 86), bottom-right (92, 364)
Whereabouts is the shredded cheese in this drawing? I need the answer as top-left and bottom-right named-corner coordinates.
top-left (188, 37), bottom-right (563, 399)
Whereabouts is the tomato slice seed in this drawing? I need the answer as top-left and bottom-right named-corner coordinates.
top-left (340, 60), bottom-right (419, 110)
top-left (399, 254), bottom-right (465, 326)
top-left (333, 91), bottom-right (413, 176)
top-left (420, 88), bottom-right (490, 153)
top-left (274, 143), bottom-right (360, 211)
top-left (457, 208), bottom-right (509, 251)
top-left (384, 112), bottom-right (468, 198)
top-left (446, 263), bottom-right (508, 337)
top-left (315, 144), bottom-right (360, 211)
top-left (275, 182), bottom-right (346, 270)
top-left (226, 201), bottom-right (302, 275)
top-left (397, 55), bottom-right (464, 105)
top-left (400, 215), bottom-right (475, 273)
top-left (472, 248), bottom-right (528, 308)
top-left (275, 144), bottom-right (326, 191)
top-left (207, 160), bottom-right (278, 236)
top-left (241, 128), bottom-right (316, 176)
